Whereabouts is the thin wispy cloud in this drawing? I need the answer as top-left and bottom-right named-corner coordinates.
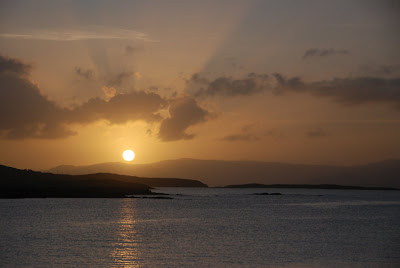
top-left (306, 128), bottom-right (331, 139)
top-left (220, 133), bottom-right (260, 142)
top-left (303, 48), bottom-right (349, 59)
top-left (0, 26), bottom-right (158, 42)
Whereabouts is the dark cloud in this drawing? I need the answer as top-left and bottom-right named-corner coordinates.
top-left (310, 77), bottom-right (400, 106)
top-left (75, 67), bottom-right (136, 87)
top-left (303, 48), bottom-right (349, 59)
top-left (106, 71), bottom-right (134, 87)
top-left (4, 52), bottom-right (399, 142)
top-left (0, 54), bottom-right (32, 76)
top-left (273, 73), bottom-right (400, 109)
top-left (189, 71), bottom-right (400, 110)
top-left (359, 64), bottom-right (400, 76)
top-left (75, 67), bottom-right (95, 80)
top-left (190, 73), bottom-right (269, 97)
top-left (0, 56), bottom-right (72, 139)
top-left (272, 73), bottom-right (305, 93)
top-left (0, 55), bottom-right (169, 139)
top-left (158, 98), bottom-right (210, 141)
top-left (306, 128), bottom-right (331, 138)
top-left (4, 123), bottom-right (76, 140)
top-left (1, 55), bottom-right (212, 141)
top-left (189, 73), bottom-right (210, 85)
top-left (220, 134), bottom-right (260, 142)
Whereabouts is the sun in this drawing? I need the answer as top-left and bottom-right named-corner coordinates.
top-left (122, 150), bottom-right (135, 161)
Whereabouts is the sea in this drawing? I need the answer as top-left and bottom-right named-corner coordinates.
top-left (1, 188), bottom-right (399, 267)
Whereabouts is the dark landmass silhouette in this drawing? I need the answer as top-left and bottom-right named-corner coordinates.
top-left (251, 192), bottom-right (282, 195)
top-left (0, 164), bottom-right (206, 198)
top-left (127, 196), bottom-right (174, 199)
top-left (47, 158), bottom-right (400, 188)
top-left (224, 183), bottom-right (398, 190)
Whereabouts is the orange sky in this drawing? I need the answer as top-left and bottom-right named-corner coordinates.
top-left (0, 0), bottom-right (399, 170)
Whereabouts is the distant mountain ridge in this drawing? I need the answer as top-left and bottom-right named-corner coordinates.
top-left (47, 158), bottom-right (400, 188)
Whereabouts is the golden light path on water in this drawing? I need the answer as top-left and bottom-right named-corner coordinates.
top-left (111, 199), bottom-right (140, 267)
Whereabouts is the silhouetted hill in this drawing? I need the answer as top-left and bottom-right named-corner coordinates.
top-left (0, 164), bottom-right (206, 198)
top-left (47, 158), bottom-right (400, 187)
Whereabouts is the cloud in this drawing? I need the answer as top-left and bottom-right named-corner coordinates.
top-left (102, 86), bottom-right (117, 101)
top-left (272, 73), bottom-right (305, 93)
top-left (359, 64), bottom-right (400, 76)
top-left (220, 123), bottom-right (261, 142)
top-left (309, 77), bottom-right (400, 106)
top-left (190, 73), bottom-right (269, 97)
top-left (75, 66), bottom-right (137, 87)
top-left (158, 98), bottom-right (210, 141)
top-left (306, 128), bottom-right (331, 138)
top-left (273, 73), bottom-right (400, 109)
top-left (3, 52), bottom-right (399, 141)
top-left (75, 67), bottom-right (95, 80)
top-left (0, 54), bottom-right (168, 139)
top-left (0, 55), bottom-right (32, 76)
top-left (0, 55), bottom-right (72, 139)
top-left (0, 26), bottom-right (157, 42)
top-left (70, 91), bottom-right (166, 125)
top-left (1, 55), bottom-right (213, 141)
top-left (220, 134), bottom-right (260, 142)
top-left (189, 71), bottom-right (400, 110)
top-left (303, 48), bottom-right (349, 59)
top-left (106, 71), bottom-right (135, 87)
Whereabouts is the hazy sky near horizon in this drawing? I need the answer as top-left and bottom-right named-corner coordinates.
top-left (1, 0), bottom-right (399, 170)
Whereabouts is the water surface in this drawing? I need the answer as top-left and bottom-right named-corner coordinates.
top-left (1, 188), bottom-right (399, 267)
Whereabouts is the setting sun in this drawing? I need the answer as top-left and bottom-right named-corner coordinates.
top-left (122, 150), bottom-right (135, 161)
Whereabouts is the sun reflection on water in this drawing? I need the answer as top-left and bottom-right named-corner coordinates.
top-left (111, 199), bottom-right (141, 267)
